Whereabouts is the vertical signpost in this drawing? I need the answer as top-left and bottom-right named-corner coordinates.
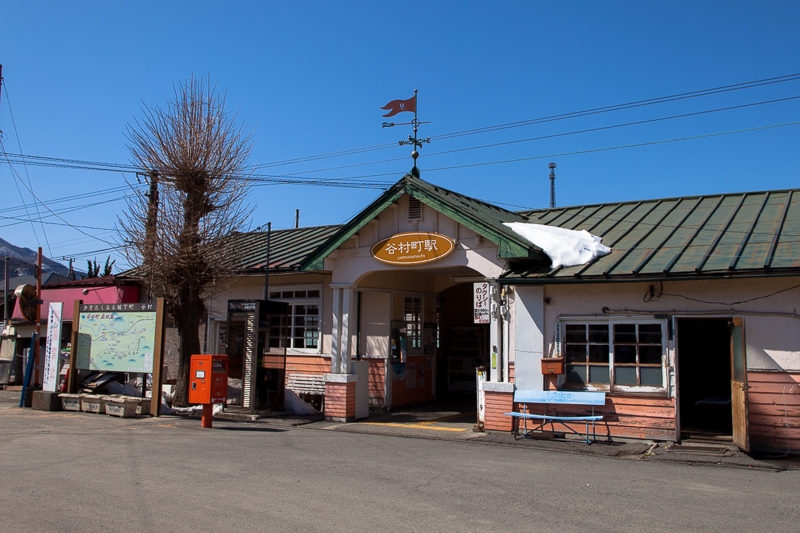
top-left (473, 282), bottom-right (490, 324)
top-left (42, 302), bottom-right (63, 392)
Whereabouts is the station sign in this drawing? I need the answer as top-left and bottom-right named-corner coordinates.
top-left (371, 232), bottom-right (455, 265)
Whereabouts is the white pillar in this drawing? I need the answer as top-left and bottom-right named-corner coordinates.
top-left (331, 286), bottom-right (342, 373)
top-left (339, 287), bottom-right (353, 374)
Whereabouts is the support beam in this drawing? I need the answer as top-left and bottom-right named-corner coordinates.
top-left (330, 287), bottom-right (341, 373)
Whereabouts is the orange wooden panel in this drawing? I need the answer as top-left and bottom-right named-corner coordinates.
top-left (749, 413), bottom-right (800, 429)
top-left (749, 392), bottom-right (800, 407)
top-left (747, 371), bottom-right (800, 384)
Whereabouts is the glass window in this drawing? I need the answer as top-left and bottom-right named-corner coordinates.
top-left (563, 320), bottom-right (665, 391)
top-left (267, 287), bottom-right (322, 350)
top-left (404, 297), bottom-right (422, 350)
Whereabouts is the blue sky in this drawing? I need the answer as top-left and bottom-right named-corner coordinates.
top-left (2, 1), bottom-right (799, 271)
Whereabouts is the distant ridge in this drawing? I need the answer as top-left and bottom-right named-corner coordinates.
top-left (0, 238), bottom-right (71, 280)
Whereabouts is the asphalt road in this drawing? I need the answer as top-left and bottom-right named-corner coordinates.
top-left (0, 405), bottom-right (797, 532)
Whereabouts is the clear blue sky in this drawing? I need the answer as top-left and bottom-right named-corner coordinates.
top-left (2, 1), bottom-right (799, 271)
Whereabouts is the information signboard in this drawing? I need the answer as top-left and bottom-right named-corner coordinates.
top-left (75, 303), bottom-right (157, 372)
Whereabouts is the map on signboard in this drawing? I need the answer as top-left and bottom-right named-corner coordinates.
top-left (76, 306), bottom-right (157, 373)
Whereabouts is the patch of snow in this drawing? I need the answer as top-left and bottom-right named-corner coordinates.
top-left (284, 389), bottom-right (319, 415)
top-left (504, 222), bottom-right (611, 268)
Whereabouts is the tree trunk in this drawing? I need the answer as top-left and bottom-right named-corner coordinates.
top-left (172, 285), bottom-right (203, 407)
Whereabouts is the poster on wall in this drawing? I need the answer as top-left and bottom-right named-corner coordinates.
top-left (75, 303), bottom-right (157, 372)
top-left (42, 302), bottom-right (63, 392)
top-left (473, 282), bottom-right (490, 324)
top-left (406, 363), bottom-right (417, 388)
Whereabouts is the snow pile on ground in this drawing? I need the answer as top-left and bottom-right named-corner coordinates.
top-left (168, 403), bottom-right (224, 415)
top-left (504, 222), bottom-right (611, 268)
top-left (284, 389), bottom-right (319, 415)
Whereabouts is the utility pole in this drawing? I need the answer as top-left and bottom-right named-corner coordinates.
top-left (549, 162), bottom-right (557, 209)
top-left (294, 209), bottom-right (299, 229)
top-left (3, 256), bottom-right (8, 332)
top-left (144, 171), bottom-right (159, 302)
top-left (264, 222), bottom-right (271, 299)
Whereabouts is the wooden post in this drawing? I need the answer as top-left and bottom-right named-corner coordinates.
top-left (67, 299), bottom-right (82, 393)
top-left (150, 298), bottom-right (166, 417)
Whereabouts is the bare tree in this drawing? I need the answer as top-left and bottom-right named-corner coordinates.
top-left (120, 77), bottom-right (254, 406)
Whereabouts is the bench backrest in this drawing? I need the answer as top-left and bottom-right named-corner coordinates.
top-left (514, 389), bottom-right (606, 406)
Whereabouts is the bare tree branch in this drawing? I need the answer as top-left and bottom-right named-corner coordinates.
top-left (119, 76), bottom-right (255, 406)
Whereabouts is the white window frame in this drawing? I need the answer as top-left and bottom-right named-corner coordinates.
top-left (558, 316), bottom-right (668, 394)
top-left (267, 284), bottom-right (323, 355)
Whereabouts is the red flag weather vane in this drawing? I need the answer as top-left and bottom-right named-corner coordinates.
top-left (381, 89), bottom-right (430, 174)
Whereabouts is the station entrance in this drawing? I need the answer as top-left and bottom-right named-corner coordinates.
top-left (356, 270), bottom-right (490, 412)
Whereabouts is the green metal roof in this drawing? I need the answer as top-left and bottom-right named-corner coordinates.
top-left (226, 225), bottom-right (342, 273)
top-left (301, 173), bottom-right (550, 271)
top-left (502, 188), bottom-right (800, 283)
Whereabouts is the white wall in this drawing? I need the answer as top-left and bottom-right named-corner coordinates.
top-left (513, 286), bottom-right (544, 390)
top-left (512, 276), bottom-right (800, 373)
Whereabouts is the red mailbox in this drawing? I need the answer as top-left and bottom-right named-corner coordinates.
top-left (189, 354), bottom-right (228, 428)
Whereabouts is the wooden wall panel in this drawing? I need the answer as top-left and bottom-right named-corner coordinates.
top-left (747, 371), bottom-right (800, 453)
top-left (517, 395), bottom-right (676, 441)
top-left (367, 358), bottom-right (386, 404)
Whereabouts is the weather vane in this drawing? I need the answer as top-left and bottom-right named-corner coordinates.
top-left (381, 89), bottom-right (430, 175)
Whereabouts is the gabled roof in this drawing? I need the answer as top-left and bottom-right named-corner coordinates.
top-left (502, 188), bottom-right (800, 283)
top-left (301, 173), bottom-right (550, 271)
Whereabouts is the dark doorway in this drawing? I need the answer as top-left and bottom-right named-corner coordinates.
top-left (677, 319), bottom-right (732, 438)
top-left (436, 283), bottom-right (490, 401)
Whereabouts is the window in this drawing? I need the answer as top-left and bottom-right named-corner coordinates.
top-left (404, 297), bottom-right (422, 350)
top-left (268, 287), bottom-right (321, 350)
top-left (562, 320), bottom-right (666, 391)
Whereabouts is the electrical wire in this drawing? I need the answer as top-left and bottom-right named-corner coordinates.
top-left (2, 82), bottom-right (53, 257)
top-left (263, 95), bottom-right (800, 177)
top-left (250, 72), bottom-right (800, 169)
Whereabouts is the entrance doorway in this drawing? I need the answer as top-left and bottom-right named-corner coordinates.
top-left (676, 318), bottom-right (733, 439)
top-left (437, 283), bottom-right (490, 401)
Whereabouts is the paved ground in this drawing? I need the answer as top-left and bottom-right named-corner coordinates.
top-left (1, 388), bottom-right (799, 532)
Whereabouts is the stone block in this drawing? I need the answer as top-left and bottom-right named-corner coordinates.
top-left (32, 390), bottom-right (62, 411)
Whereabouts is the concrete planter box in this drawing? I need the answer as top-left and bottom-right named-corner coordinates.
top-left (103, 396), bottom-right (139, 418)
top-left (59, 393), bottom-right (82, 411)
top-left (80, 395), bottom-right (106, 414)
top-left (136, 400), bottom-right (151, 416)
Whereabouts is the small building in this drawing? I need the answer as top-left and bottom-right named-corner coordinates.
top-left (206, 173), bottom-right (799, 453)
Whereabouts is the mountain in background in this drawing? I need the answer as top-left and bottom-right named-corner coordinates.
top-left (0, 238), bottom-right (72, 280)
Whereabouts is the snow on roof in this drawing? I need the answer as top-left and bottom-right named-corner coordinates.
top-left (503, 222), bottom-right (611, 268)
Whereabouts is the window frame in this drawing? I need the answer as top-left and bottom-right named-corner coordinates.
top-left (267, 284), bottom-right (323, 354)
top-left (558, 317), bottom-right (668, 394)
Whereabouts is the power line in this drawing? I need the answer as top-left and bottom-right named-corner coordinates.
top-left (244, 94), bottom-right (800, 177)
top-left (416, 120), bottom-right (800, 174)
top-left (251, 72), bottom-right (800, 169)
top-left (2, 82), bottom-right (53, 257)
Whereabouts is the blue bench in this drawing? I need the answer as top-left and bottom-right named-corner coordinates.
top-left (504, 390), bottom-right (606, 443)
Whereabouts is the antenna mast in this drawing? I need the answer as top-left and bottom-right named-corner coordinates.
top-left (548, 162), bottom-right (557, 209)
